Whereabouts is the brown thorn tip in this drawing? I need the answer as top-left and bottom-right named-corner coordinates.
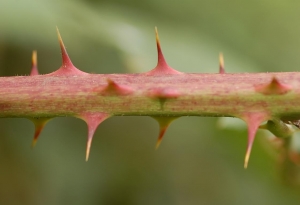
top-left (155, 27), bottom-right (160, 50)
top-left (152, 117), bottom-right (178, 149)
top-left (219, 52), bottom-right (225, 74)
top-left (155, 138), bottom-right (163, 149)
top-left (31, 138), bottom-right (37, 148)
top-left (30, 118), bottom-right (51, 148)
top-left (30, 50), bottom-right (39, 76)
top-left (155, 127), bottom-right (167, 149)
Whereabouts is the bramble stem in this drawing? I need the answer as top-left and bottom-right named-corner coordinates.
top-left (0, 72), bottom-right (298, 120)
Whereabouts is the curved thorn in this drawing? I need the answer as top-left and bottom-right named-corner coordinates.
top-left (47, 27), bottom-right (87, 76)
top-left (56, 27), bottom-right (74, 68)
top-left (155, 27), bottom-right (167, 68)
top-left (145, 27), bottom-right (181, 75)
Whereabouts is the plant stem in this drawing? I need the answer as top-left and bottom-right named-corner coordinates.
top-left (0, 72), bottom-right (298, 120)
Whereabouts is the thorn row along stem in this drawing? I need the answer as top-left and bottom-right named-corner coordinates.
top-left (0, 73), bottom-right (299, 118)
top-left (1, 27), bottom-right (299, 166)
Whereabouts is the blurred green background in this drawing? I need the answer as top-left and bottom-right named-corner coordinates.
top-left (1, 0), bottom-right (300, 204)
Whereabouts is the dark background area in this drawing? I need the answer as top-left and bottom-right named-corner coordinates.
top-left (1, 0), bottom-right (300, 204)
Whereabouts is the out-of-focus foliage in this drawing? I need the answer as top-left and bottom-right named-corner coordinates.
top-left (1, 0), bottom-right (300, 204)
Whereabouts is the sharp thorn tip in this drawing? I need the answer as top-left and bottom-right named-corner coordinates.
top-left (155, 139), bottom-right (162, 150)
top-left (31, 139), bottom-right (37, 149)
top-left (219, 52), bottom-right (225, 74)
top-left (244, 151), bottom-right (250, 169)
top-left (30, 50), bottom-right (39, 76)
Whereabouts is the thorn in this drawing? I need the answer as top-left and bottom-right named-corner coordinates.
top-left (219, 53), bottom-right (225, 74)
top-left (56, 27), bottom-right (73, 68)
top-left (79, 112), bottom-right (110, 161)
top-left (241, 112), bottom-right (269, 168)
top-left (145, 27), bottom-right (182, 75)
top-left (152, 117), bottom-right (178, 149)
top-left (148, 88), bottom-right (180, 110)
top-left (155, 27), bottom-right (167, 68)
top-left (48, 27), bottom-right (87, 76)
top-left (30, 50), bottom-right (39, 76)
top-left (255, 77), bottom-right (292, 95)
top-left (29, 118), bottom-right (52, 148)
top-left (98, 78), bottom-right (133, 96)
